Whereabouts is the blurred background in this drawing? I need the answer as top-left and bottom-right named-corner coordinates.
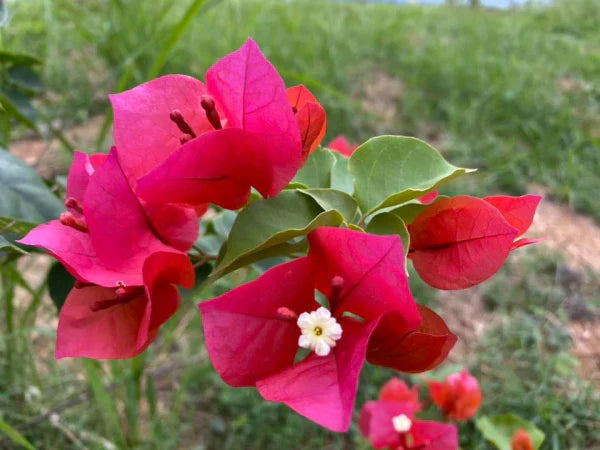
top-left (0, 0), bottom-right (599, 448)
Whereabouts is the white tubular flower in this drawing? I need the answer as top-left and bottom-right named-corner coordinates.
top-left (392, 414), bottom-right (412, 433)
top-left (297, 307), bottom-right (343, 356)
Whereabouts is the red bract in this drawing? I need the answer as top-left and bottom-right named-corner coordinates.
top-left (56, 252), bottom-right (194, 359)
top-left (379, 378), bottom-right (422, 412)
top-left (511, 428), bottom-right (534, 450)
top-left (327, 135), bottom-right (358, 157)
top-left (359, 400), bottom-right (458, 450)
top-left (287, 85), bottom-right (327, 159)
top-left (408, 195), bottom-right (541, 290)
top-left (199, 227), bottom-right (455, 431)
top-left (18, 149), bottom-right (195, 358)
top-left (427, 369), bottom-right (481, 421)
top-left (124, 39), bottom-right (302, 210)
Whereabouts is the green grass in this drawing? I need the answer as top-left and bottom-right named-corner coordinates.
top-left (1, 0), bottom-right (600, 448)
top-left (2, 249), bottom-right (599, 449)
top-left (3, 0), bottom-right (600, 219)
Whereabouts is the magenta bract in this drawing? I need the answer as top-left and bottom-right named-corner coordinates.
top-left (199, 227), bottom-right (455, 431)
top-left (123, 39), bottom-right (303, 210)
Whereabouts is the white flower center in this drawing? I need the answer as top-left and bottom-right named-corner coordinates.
top-left (392, 414), bottom-right (412, 433)
top-left (297, 307), bottom-right (342, 356)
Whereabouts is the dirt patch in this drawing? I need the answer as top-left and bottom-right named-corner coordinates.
top-left (527, 190), bottom-right (600, 272)
top-left (9, 115), bottom-right (111, 178)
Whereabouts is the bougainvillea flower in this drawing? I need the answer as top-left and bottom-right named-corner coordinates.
top-left (408, 195), bottom-right (541, 290)
top-left (327, 135), bottom-right (358, 157)
top-left (379, 378), bottom-right (422, 412)
top-left (19, 150), bottom-right (195, 359)
top-left (287, 85), bottom-right (326, 159)
top-left (511, 428), bottom-right (534, 450)
top-left (56, 252), bottom-right (194, 359)
top-left (200, 227), bottom-right (455, 431)
top-left (359, 400), bottom-right (458, 449)
top-left (120, 39), bottom-right (302, 210)
top-left (427, 369), bottom-right (481, 421)
top-left (19, 149), bottom-right (183, 287)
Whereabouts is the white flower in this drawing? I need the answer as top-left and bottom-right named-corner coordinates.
top-left (392, 414), bottom-right (412, 433)
top-left (297, 307), bottom-right (342, 356)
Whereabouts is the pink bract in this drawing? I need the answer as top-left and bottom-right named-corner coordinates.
top-left (199, 227), bottom-right (455, 431)
top-left (19, 149), bottom-right (180, 287)
top-left (124, 39), bottom-right (303, 210)
top-left (359, 400), bottom-right (458, 449)
top-left (327, 135), bottom-right (358, 157)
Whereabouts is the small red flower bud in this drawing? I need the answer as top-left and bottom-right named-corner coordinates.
top-left (428, 368), bottom-right (481, 421)
top-left (511, 428), bottom-right (534, 450)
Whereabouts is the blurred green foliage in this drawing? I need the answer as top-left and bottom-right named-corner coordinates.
top-left (1, 0), bottom-right (599, 449)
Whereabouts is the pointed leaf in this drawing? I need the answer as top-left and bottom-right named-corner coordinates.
top-left (214, 191), bottom-right (344, 276)
top-left (0, 149), bottom-right (64, 223)
top-left (349, 136), bottom-right (473, 215)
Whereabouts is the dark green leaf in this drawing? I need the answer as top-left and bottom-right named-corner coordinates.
top-left (0, 89), bottom-right (38, 130)
top-left (0, 149), bottom-right (64, 223)
top-left (8, 65), bottom-right (42, 95)
top-left (298, 188), bottom-right (358, 223)
top-left (214, 190), bottom-right (344, 276)
top-left (0, 235), bottom-right (27, 255)
top-left (0, 50), bottom-right (41, 67)
top-left (365, 213), bottom-right (410, 254)
top-left (47, 262), bottom-right (75, 312)
top-left (476, 414), bottom-right (545, 450)
top-left (349, 136), bottom-right (473, 215)
top-left (0, 418), bottom-right (35, 450)
top-left (293, 147), bottom-right (336, 188)
top-left (0, 216), bottom-right (38, 235)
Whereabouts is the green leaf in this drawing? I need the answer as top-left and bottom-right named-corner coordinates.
top-left (365, 213), bottom-right (410, 254)
top-left (476, 414), bottom-right (545, 450)
top-left (0, 149), bottom-right (64, 223)
top-left (0, 89), bottom-right (38, 131)
top-left (0, 235), bottom-right (27, 255)
top-left (293, 147), bottom-right (336, 188)
top-left (330, 152), bottom-right (353, 194)
top-left (298, 188), bottom-right (358, 223)
top-left (214, 190), bottom-right (344, 276)
top-left (47, 262), bottom-right (75, 312)
top-left (389, 201), bottom-right (428, 224)
top-left (349, 136), bottom-right (473, 215)
top-left (0, 216), bottom-right (38, 235)
top-left (0, 418), bottom-right (35, 450)
top-left (147, 0), bottom-right (209, 78)
top-left (7, 65), bottom-right (42, 95)
top-left (0, 50), bottom-right (41, 67)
